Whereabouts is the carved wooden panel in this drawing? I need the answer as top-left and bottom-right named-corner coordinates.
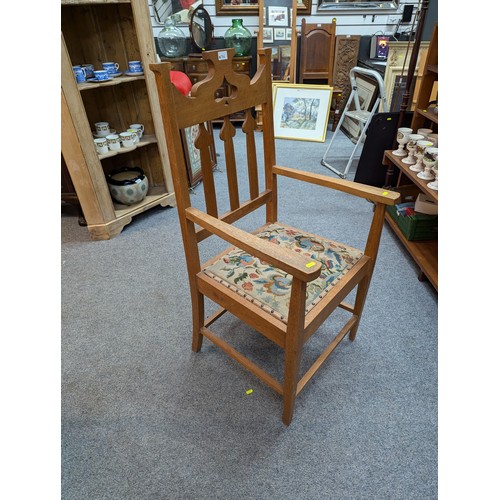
top-left (331, 35), bottom-right (361, 121)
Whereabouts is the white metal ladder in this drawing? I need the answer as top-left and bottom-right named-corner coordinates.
top-left (321, 66), bottom-right (388, 179)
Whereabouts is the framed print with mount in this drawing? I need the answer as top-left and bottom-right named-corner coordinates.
top-left (272, 83), bottom-right (333, 142)
top-left (268, 5), bottom-right (289, 27)
top-left (263, 27), bottom-right (274, 43)
top-left (274, 28), bottom-right (286, 41)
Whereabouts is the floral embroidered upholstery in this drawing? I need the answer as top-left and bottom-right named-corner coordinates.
top-left (202, 223), bottom-right (364, 323)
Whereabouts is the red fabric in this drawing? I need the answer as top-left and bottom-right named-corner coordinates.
top-left (170, 70), bottom-right (192, 96)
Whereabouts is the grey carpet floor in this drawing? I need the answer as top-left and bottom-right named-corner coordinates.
top-left (61, 127), bottom-right (438, 499)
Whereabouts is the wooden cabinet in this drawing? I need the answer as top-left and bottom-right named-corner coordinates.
top-left (382, 25), bottom-right (438, 290)
top-left (61, 0), bottom-right (175, 240)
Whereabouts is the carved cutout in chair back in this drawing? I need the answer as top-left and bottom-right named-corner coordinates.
top-left (151, 48), bottom-right (276, 243)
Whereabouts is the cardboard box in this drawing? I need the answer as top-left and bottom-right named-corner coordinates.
top-left (415, 193), bottom-right (438, 215)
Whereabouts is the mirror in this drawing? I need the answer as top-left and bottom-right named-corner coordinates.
top-left (153, 0), bottom-right (202, 25)
top-left (190, 5), bottom-right (214, 52)
top-left (317, 0), bottom-right (398, 11)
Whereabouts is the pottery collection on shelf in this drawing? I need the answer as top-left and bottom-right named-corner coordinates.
top-left (92, 122), bottom-right (149, 205)
top-left (392, 127), bottom-right (438, 191)
top-left (72, 60), bottom-right (144, 84)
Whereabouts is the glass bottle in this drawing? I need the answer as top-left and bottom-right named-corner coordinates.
top-left (158, 16), bottom-right (187, 59)
top-left (224, 19), bottom-right (252, 57)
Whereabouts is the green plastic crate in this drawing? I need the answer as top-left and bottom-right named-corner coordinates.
top-left (387, 204), bottom-right (438, 241)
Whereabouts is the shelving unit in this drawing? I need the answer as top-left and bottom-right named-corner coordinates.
top-left (382, 25), bottom-right (438, 290)
top-left (61, 0), bottom-right (175, 240)
top-left (383, 151), bottom-right (438, 290)
top-left (410, 25), bottom-right (438, 132)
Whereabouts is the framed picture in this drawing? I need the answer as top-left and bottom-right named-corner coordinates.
top-left (268, 6), bottom-right (289, 27)
top-left (279, 45), bottom-right (291, 60)
top-left (274, 28), bottom-right (286, 41)
top-left (215, 0), bottom-right (261, 16)
top-left (182, 121), bottom-right (217, 187)
top-left (263, 27), bottom-right (274, 44)
top-left (272, 83), bottom-right (333, 142)
top-left (285, 28), bottom-right (292, 41)
top-left (214, 0), bottom-right (311, 17)
top-left (341, 74), bottom-right (378, 142)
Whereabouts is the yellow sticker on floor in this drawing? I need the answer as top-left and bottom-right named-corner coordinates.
top-left (246, 389), bottom-right (253, 395)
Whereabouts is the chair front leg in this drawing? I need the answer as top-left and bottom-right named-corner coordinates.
top-left (282, 277), bottom-right (307, 426)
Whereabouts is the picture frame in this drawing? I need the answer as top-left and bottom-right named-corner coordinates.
top-left (263, 27), bottom-right (274, 43)
top-left (182, 121), bottom-right (217, 187)
top-left (341, 74), bottom-right (378, 142)
top-left (215, 0), bottom-right (311, 16)
top-left (272, 83), bottom-right (333, 142)
top-left (285, 28), bottom-right (292, 40)
top-left (268, 6), bottom-right (289, 27)
top-left (274, 28), bottom-right (286, 41)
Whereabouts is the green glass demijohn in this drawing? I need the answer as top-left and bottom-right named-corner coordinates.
top-left (224, 19), bottom-right (252, 57)
top-left (158, 16), bottom-right (187, 58)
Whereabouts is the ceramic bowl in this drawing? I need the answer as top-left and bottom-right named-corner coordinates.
top-left (107, 166), bottom-right (149, 205)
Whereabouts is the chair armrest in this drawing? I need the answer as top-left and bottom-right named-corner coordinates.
top-left (185, 207), bottom-right (322, 283)
top-left (273, 165), bottom-right (400, 205)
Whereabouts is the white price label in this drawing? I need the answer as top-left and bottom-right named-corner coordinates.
top-left (218, 51), bottom-right (228, 61)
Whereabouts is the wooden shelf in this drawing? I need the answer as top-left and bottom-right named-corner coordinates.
top-left (415, 108), bottom-right (438, 124)
top-left (113, 189), bottom-right (176, 218)
top-left (385, 214), bottom-right (438, 289)
top-left (97, 134), bottom-right (157, 160)
top-left (78, 74), bottom-right (145, 91)
top-left (411, 24), bottom-right (438, 133)
top-left (383, 26), bottom-right (438, 290)
top-left (383, 151), bottom-right (438, 202)
top-left (383, 148), bottom-right (438, 290)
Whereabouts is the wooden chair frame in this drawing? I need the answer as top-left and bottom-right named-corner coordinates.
top-left (150, 48), bottom-right (399, 425)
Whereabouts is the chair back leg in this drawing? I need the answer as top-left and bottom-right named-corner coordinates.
top-left (192, 290), bottom-right (205, 352)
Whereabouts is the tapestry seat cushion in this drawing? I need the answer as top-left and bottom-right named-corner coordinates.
top-left (202, 223), bottom-right (364, 323)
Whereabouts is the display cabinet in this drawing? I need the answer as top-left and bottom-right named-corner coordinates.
top-left (382, 25), bottom-right (438, 290)
top-left (61, 0), bottom-right (175, 240)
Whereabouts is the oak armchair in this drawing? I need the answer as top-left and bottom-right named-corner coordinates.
top-left (150, 48), bottom-right (399, 425)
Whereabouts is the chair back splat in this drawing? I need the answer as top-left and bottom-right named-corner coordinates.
top-left (150, 48), bottom-right (400, 425)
